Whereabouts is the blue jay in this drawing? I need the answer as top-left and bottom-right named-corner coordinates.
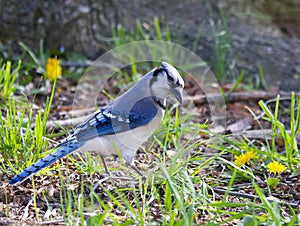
top-left (9, 62), bottom-right (184, 185)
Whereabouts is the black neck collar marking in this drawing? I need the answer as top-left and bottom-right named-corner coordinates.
top-left (152, 96), bottom-right (166, 110)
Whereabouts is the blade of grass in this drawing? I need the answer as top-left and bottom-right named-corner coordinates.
top-left (225, 70), bottom-right (244, 101)
top-left (253, 182), bottom-right (281, 226)
top-left (19, 41), bottom-right (41, 67)
top-left (154, 17), bottom-right (162, 41)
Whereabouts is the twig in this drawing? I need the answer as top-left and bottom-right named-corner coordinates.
top-left (212, 187), bottom-right (299, 208)
top-left (39, 219), bottom-right (65, 225)
top-left (232, 129), bottom-right (300, 142)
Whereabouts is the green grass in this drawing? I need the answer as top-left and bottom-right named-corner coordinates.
top-left (19, 40), bottom-right (46, 75)
top-left (0, 60), bottom-right (57, 174)
top-left (112, 16), bottom-right (171, 48)
top-left (1, 17), bottom-right (300, 225)
top-left (209, 8), bottom-right (232, 82)
top-left (259, 93), bottom-right (300, 172)
top-left (0, 60), bottom-right (20, 99)
top-left (22, 96), bottom-right (299, 224)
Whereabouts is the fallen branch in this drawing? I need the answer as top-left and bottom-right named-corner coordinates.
top-left (233, 129), bottom-right (300, 142)
top-left (184, 90), bottom-right (293, 105)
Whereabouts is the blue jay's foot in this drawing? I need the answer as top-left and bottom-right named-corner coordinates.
top-left (91, 162), bottom-right (145, 193)
top-left (100, 156), bottom-right (144, 181)
top-left (92, 174), bottom-right (138, 193)
top-left (128, 163), bottom-right (146, 182)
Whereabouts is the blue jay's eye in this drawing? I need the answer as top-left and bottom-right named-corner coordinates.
top-left (176, 80), bottom-right (183, 87)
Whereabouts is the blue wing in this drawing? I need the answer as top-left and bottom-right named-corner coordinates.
top-left (74, 97), bottom-right (158, 142)
top-left (128, 97), bottom-right (158, 129)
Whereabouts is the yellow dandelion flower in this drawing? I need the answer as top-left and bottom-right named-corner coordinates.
top-left (45, 58), bottom-right (62, 81)
top-left (267, 161), bottom-right (286, 175)
top-left (235, 150), bottom-right (256, 166)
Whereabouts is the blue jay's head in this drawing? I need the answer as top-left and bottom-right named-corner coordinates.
top-left (150, 62), bottom-right (184, 104)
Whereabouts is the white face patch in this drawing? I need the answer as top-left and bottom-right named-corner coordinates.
top-left (150, 77), bottom-right (172, 99)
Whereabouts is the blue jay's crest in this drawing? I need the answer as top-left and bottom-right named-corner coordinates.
top-left (9, 62), bottom-right (184, 185)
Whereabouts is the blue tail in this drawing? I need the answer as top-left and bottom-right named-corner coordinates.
top-left (9, 138), bottom-right (79, 185)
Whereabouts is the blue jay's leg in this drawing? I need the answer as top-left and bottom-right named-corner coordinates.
top-left (100, 155), bottom-right (111, 176)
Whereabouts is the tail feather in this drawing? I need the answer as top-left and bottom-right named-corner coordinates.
top-left (9, 138), bottom-right (79, 185)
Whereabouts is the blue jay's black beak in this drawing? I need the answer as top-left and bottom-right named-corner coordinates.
top-left (171, 87), bottom-right (183, 104)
